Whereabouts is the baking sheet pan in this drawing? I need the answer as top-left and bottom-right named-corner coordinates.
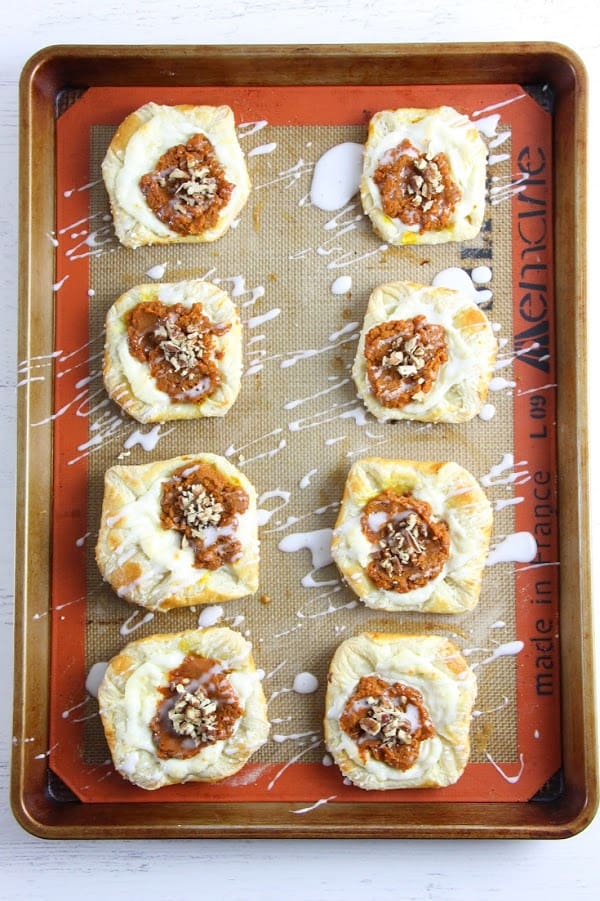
top-left (12, 43), bottom-right (596, 838)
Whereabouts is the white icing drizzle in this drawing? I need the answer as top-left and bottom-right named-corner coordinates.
top-left (262, 500), bottom-right (338, 536)
top-left (85, 661), bottom-right (109, 698)
top-left (331, 275), bottom-right (352, 295)
top-left (63, 178), bottom-right (102, 197)
top-left (470, 640), bottom-right (525, 669)
top-left (292, 795), bottom-right (337, 815)
top-left (225, 427), bottom-right (284, 459)
top-left (256, 490), bottom-right (292, 526)
top-left (479, 403), bottom-right (496, 421)
top-left (284, 378), bottom-right (350, 411)
top-left (310, 142), bottom-right (363, 211)
top-left (272, 730), bottom-right (320, 744)
top-left (489, 131), bottom-right (512, 149)
top-left (34, 744), bottom-right (60, 760)
top-left (489, 171), bottom-right (530, 205)
top-left (494, 496), bottom-right (525, 512)
top-left (288, 399), bottom-right (367, 435)
top-left (123, 424), bottom-right (174, 452)
top-left (119, 609), bottom-right (155, 636)
top-left (485, 751), bottom-right (526, 784)
top-left (246, 307), bottom-right (281, 329)
top-left (473, 113), bottom-right (501, 137)
top-left (292, 672), bottom-right (319, 694)
top-left (197, 605), bottom-right (224, 628)
top-left (237, 120), bottom-right (268, 138)
top-left (292, 201), bottom-right (386, 271)
top-left (471, 265), bottom-right (492, 284)
top-left (145, 262), bottom-right (167, 280)
top-left (472, 695), bottom-right (509, 718)
top-left (516, 383), bottom-right (557, 397)
top-left (61, 698), bottom-right (90, 719)
top-left (480, 453), bottom-right (530, 488)
top-left (265, 660), bottom-right (288, 680)
top-left (472, 94), bottom-right (527, 117)
top-left (299, 469), bottom-right (318, 489)
top-left (278, 528), bottom-right (337, 588)
top-left (278, 529), bottom-right (334, 570)
top-left (267, 737), bottom-right (322, 791)
top-left (211, 273), bottom-right (265, 309)
top-left (486, 532), bottom-right (538, 566)
top-left (432, 266), bottom-right (492, 304)
top-left (255, 158), bottom-right (313, 191)
top-left (52, 274), bottom-right (70, 291)
top-left (489, 376), bottom-right (516, 391)
top-left (247, 142), bottom-right (277, 157)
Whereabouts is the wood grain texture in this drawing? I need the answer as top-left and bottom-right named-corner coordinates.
top-left (1, 0), bottom-right (600, 898)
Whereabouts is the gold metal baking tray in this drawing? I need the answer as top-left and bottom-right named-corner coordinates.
top-left (13, 43), bottom-right (596, 838)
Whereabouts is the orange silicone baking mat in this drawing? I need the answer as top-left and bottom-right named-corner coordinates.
top-left (46, 83), bottom-right (559, 805)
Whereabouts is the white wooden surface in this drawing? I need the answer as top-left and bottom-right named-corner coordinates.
top-left (1, 1), bottom-right (599, 898)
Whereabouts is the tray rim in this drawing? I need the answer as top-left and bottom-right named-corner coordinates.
top-left (12, 40), bottom-right (597, 840)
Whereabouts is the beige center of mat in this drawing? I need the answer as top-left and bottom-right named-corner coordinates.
top-left (85, 123), bottom-right (517, 770)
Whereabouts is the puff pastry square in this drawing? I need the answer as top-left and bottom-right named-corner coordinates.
top-left (102, 102), bottom-right (251, 248)
top-left (331, 458), bottom-right (492, 613)
top-left (324, 632), bottom-right (477, 790)
top-left (103, 278), bottom-right (242, 423)
top-left (352, 280), bottom-right (497, 423)
top-left (96, 453), bottom-right (259, 611)
top-left (361, 106), bottom-right (488, 246)
top-left (98, 627), bottom-right (270, 790)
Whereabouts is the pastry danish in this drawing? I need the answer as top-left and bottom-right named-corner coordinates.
top-left (324, 632), bottom-right (476, 790)
top-left (103, 278), bottom-right (242, 423)
top-left (331, 457), bottom-right (492, 613)
top-left (360, 106), bottom-right (487, 245)
top-left (102, 102), bottom-right (251, 248)
top-left (96, 454), bottom-right (259, 611)
top-left (352, 280), bottom-right (497, 423)
top-left (98, 627), bottom-right (270, 790)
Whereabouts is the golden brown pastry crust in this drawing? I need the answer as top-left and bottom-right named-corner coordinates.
top-left (331, 457), bottom-right (492, 613)
top-left (103, 278), bottom-right (242, 424)
top-left (98, 627), bottom-right (270, 790)
top-left (102, 102), bottom-right (250, 248)
top-left (361, 106), bottom-right (488, 246)
top-left (95, 454), bottom-right (259, 611)
top-left (324, 631), bottom-right (476, 790)
top-left (352, 281), bottom-right (497, 423)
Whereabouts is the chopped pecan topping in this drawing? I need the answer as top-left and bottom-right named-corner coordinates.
top-left (378, 512), bottom-right (428, 572)
top-left (358, 694), bottom-right (413, 746)
top-left (151, 654), bottom-right (243, 760)
top-left (168, 681), bottom-right (218, 745)
top-left (177, 482), bottom-right (225, 538)
top-left (153, 317), bottom-right (206, 378)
